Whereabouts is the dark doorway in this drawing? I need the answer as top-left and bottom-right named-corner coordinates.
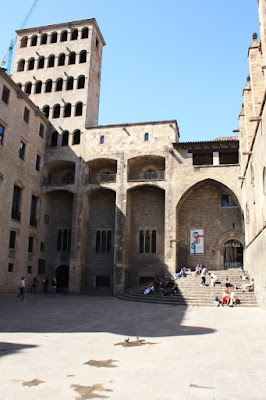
top-left (56, 265), bottom-right (69, 293)
top-left (224, 240), bottom-right (243, 268)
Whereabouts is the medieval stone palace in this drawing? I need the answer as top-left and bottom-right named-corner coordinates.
top-left (0, 1), bottom-right (265, 305)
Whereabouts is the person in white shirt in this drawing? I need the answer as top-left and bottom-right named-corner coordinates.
top-left (209, 272), bottom-right (218, 287)
top-left (16, 277), bottom-right (26, 302)
top-left (229, 286), bottom-right (237, 306)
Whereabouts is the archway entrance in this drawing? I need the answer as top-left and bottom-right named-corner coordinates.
top-left (223, 240), bottom-right (243, 268)
top-left (56, 265), bottom-right (69, 293)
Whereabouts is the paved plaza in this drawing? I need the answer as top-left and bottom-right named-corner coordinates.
top-left (0, 294), bottom-right (266, 400)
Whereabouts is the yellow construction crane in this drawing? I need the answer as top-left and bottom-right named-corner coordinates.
top-left (1, 0), bottom-right (40, 74)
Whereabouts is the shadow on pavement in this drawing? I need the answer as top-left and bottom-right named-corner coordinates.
top-left (0, 342), bottom-right (37, 358)
top-left (0, 294), bottom-right (215, 337)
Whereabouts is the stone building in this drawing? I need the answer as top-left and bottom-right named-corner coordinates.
top-left (0, 3), bottom-right (265, 304)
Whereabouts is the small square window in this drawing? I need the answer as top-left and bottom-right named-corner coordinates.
top-left (19, 141), bottom-right (26, 160)
top-left (8, 263), bottom-right (14, 272)
top-left (36, 154), bottom-right (41, 171)
top-left (27, 265), bottom-right (32, 274)
top-left (39, 123), bottom-right (44, 138)
top-left (23, 107), bottom-right (30, 124)
top-left (2, 85), bottom-right (10, 105)
top-left (44, 214), bottom-right (49, 224)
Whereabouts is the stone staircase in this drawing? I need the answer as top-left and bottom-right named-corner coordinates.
top-left (117, 269), bottom-right (258, 307)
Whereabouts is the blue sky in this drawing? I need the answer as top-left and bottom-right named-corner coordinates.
top-left (0, 0), bottom-right (260, 142)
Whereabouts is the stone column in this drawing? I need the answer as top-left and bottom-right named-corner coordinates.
top-left (113, 153), bottom-right (127, 294)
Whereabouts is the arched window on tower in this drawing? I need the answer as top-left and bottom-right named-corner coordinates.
top-left (100, 135), bottom-right (104, 144)
top-left (62, 131), bottom-right (69, 146)
top-left (64, 103), bottom-right (71, 118)
top-left (35, 81), bottom-right (42, 94)
top-left (28, 58), bottom-right (35, 70)
top-left (55, 78), bottom-right (63, 91)
top-left (31, 35), bottom-right (37, 46)
top-left (25, 82), bottom-right (32, 95)
top-left (58, 53), bottom-right (65, 66)
top-left (68, 52), bottom-right (76, 65)
top-left (17, 59), bottom-right (25, 72)
top-left (60, 30), bottom-right (68, 42)
top-left (75, 102), bottom-right (83, 116)
top-left (21, 36), bottom-right (28, 48)
top-left (53, 104), bottom-right (60, 119)
top-left (66, 77), bottom-right (74, 90)
top-left (41, 33), bottom-right (47, 45)
top-left (151, 230), bottom-right (156, 253)
top-left (144, 133), bottom-right (149, 141)
top-left (45, 79), bottom-right (53, 93)
top-left (51, 32), bottom-right (58, 43)
top-left (72, 130), bottom-right (81, 145)
top-left (38, 56), bottom-right (45, 69)
top-left (81, 27), bottom-right (88, 39)
top-left (77, 75), bottom-right (85, 89)
top-left (48, 55), bottom-right (55, 68)
top-left (71, 29), bottom-right (78, 40)
top-left (51, 131), bottom-right (58, 147)
top-left (79, 50), bottom-right (87, 63)
top-left (43, 105), bottom-right (50, 118)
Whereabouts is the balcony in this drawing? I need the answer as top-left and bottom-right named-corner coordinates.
top-left (30, 217), bottom-right (38, 227)
top-left (43, 173), bottom-right (75, 187)
top-left (85, 174), bottom-right (117, 184)
top-left (11, 209), bottom-right (21, 221)
top-left (127, 171), bottom-right (165, 182)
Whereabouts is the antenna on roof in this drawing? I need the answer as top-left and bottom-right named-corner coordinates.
top-left (1, 0), bottom-right (40, 74)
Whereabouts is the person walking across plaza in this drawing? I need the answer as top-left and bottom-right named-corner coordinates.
top-left (43, 276), bottom-right (49, 294)
top-left (51, 276), bottom-right (57, 296)
top-left (30, 275), bottom-right (38, 294)
top-left (16, 277), bottom-right (26, 302)
top-left (200, 266), bottom-right (207, 286)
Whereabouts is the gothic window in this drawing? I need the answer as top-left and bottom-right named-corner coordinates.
top-left (41, 34), bottom-right (47, 44)
top-left (68, 52), bottom-right (76, 65)
top-left (77, 75), bottom-right (85, 89)
top-left (43, 105), bottom-right (50, 118)
top-left (144, 133), bottom-right (149, 141)
top-left (139, 230), bottom-right (157, 253)
top-left (72, 130), bottom-right (81, 145)
top-left (57, 229), bottom-right (71, 251)
top-left (64, 103), bottom-right (71, 118)
top-left (51, 32), bottom-right (58, 43)
top-left (139, 230), bottom-right (144, 253)
top-left (53, 104), bottom-right (60, 118)
top-left (100, 135), bottom-right (104, 144)
top-left (51, 131), bottom-right (58, 147)
top-left (222, 194), bottom-right (230, 207)
top-left (21, 36), bottom-right (28, 48)
top-left (28, 58), bottom-right (35, 70)
top-left (25, 82), bottom-right (32, 95)
top-left (71, 29), bottom-right (78, 40)
top-left (79, 50), bottom-right (87, 63)
top-left (82, 27), bottom-right (88, 39)
top-left (35, 80), bottom-right (42, 94)
top-left (58, 53), bottom-right (65, 66)
top-left (66, 77), bottom-right (74, 90)
top-left (38, 56), bottom-right (45, 69)
top-left (48, 55), bottom-right (55, 67)
top-left (60, 30), bottom-right (68, 42)
top-left (62, 131), bottom-right (69, 146)
top-left (95, 230), bottom-right (112, 253)
top-left (75, 102), bottom-right (83, 116)
top-left (151, 230), bottom-right (157, 253)
top-left (45, 79), bottom-right (52, 92)
top-left (55, 78), bottom-right (63, 91)
top-left (31, 35), bottom-right (37, 46)
top-left (17, 59), bottom-right (25, 72)
top-left (0, 124), bottom-right (4, 145)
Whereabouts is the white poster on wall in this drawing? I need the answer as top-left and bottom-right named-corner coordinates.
top-left (190, 229), bottom-right (204, 255)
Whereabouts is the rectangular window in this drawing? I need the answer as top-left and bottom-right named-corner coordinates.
top-left (30, 195), bottom-right (38, 227)
top-left (44, 214), bottom-right (49, 224)
top-left (23, 107), bottom-right (30, 123)
top-left (193, 152), bottom-right (213, 166)
top-left (96, 275), bottom-right (110, 287)
top-left (219, 151), bottom-right (239, 165)
top-left (27, 265), bottom-right (32, 274)
top-left (139, 230), bottom-right (156, 254)
top-left (9, 230), bottom-right (16, 249)
top-left (28, 236), bottom-right (34, 252)
top-left (2, 85), bottom-right (10, 105)
top-left (0, 124), bottom-right (4, 145)
top-left (19, 141), bottom-right (26, 160)
top-left (40, 242), bottom-right (45, 252)
top-left (11, 186), bottom-right (21, 221)
top-left (8, 263), bottom-right (14, 272)
top-left (95, 230), bottom-right (112, 253)
top-left (38, 259), bottom-right (46, 274)
top-left (39, 123), bottom-right (44, 138)
top-left (36, 154), bottom-right (41, 171)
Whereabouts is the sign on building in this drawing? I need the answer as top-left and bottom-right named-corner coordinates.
top-left (190, 229), bottom-right (204, 255)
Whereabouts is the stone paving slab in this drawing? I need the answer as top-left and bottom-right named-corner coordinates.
top-left (0, 294), bottom-right (266, 399)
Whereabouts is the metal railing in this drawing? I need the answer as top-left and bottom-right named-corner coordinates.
top-left (43, 176), bottom-right (75, 186)
top-left (85, 174), bottom-right (117, 184)
top-left (127, 171), bottom-right (165, 182)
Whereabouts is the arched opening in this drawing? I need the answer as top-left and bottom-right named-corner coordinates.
top-left (66, 77), bottom-right (74, 90)
top-left (53, 104), bottom-right (61, 119)
top-left (43, 105), bottom-right (50, 118)
top-left (56, 265), bottom-right (69, 293)
top-left (38, 56), bottom-right (45, 69)
top-left (82, 27), bottom-right (89, 39)
top-left (48, 55), bottom-right (55, 68)
top-left (41, 34), bottom-right (47, 45)
top-left (71, 29), bottom-right (78, 40)
top-left (58, 53), bottom-right (65, 66)
top-left (21, 36), bottom-right (28, 48)
top-left (79, 50), bottom-right (87, 63)
top-left (127, 155), bottom-right (165, 182)
top-left (223, 240), bottom-right (243, 269)
top-left (45, 79), bottom-right (53, 93)
top-left (17, 83), bottom-right (22, 89)
top-left (72, 130), bottom-right (80, 145)
top-left (51, 131), bottom-right (58, 147)
top-left (35, 80), bottom-right (42, 94)
top-left (100, 135), bottom-right (104, 144)
top-left (64, 103), bottom-right (71, 118)
top-left (60, 30), bottom-right (68, 42)
top-left (68, 52), bottom-right (76, 65)
top-left (17, 59), bottom-right (25, 72)
top-left (25, 82), bottom-right (32, 95)
top-left (62, 131), bottom-right (69, 146)
top-left (51, 32), bottom-right (58, 43)
top-left (28, 58), bottom-right (35, 70)
top-left (31, 35), bottom-right (37, 46)
top-left (75, 102), bottom-right (83, 116)
top-left (77, 75), bottom-right (85, 89)
top-left (55, 78), bottom-right (63, 91)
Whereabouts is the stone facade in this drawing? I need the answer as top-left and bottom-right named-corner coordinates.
top-left (0, 4), bottom-right (265, 302)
